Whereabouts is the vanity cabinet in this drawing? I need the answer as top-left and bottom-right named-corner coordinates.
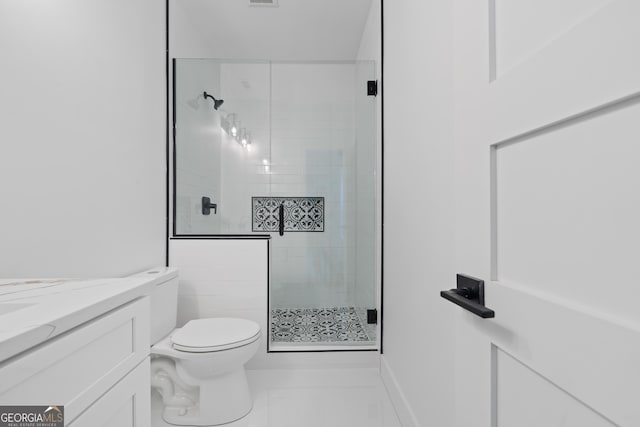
top-left (0, 297), bottom-right (151, 427)
top-left (69, 358), bottom-right (150, 427)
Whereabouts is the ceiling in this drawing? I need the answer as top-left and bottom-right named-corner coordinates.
top-left (172, 0), bottom-right (375, 60)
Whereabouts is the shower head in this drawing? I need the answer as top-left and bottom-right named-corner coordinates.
top-left (203, 91), bottom-right (224, 110)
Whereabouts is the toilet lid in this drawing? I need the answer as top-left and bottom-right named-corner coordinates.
top-left (171, 318), bottom-right (261, 352)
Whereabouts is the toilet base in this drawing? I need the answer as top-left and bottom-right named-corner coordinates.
top-left (162, 367), bottom-right (253, 426)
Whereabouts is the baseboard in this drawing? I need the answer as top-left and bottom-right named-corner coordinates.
top-left (380, 355), bottom-right (421, 427)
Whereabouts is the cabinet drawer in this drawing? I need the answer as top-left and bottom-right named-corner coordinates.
top-left (69, 358), bottom-right (150, 427)
top-left (0, 297), bottom-right (149, 423)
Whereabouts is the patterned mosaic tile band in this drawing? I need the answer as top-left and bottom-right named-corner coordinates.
top-left (252, 197), bottom-right (324, 232)
top-left (271, 307), bottom-right (372, 343)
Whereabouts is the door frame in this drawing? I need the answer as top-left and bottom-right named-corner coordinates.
top-left (164, 0), bottom-right (386, 354)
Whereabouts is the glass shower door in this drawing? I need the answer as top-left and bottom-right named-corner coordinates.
top-left (267, 61), bottom-right (378, 349)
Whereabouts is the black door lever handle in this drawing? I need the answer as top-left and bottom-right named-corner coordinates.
top-left (440, 274), bottom-right (495, 318)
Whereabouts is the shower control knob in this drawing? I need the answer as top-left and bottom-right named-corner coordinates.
top-left (202, 196), bottom-right (217, 215)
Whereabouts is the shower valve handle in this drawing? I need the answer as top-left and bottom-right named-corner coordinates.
top-left (202, 196), bottom-right (217, 215)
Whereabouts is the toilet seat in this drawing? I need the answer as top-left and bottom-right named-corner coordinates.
top-left (171, 318), bottom-right (261, 353)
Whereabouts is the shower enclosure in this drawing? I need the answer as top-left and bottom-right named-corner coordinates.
top-left (173, 59), bottom-right (378, 350)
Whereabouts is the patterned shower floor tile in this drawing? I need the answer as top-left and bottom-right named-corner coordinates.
top-left (271, 307), bottom-right (373, 343)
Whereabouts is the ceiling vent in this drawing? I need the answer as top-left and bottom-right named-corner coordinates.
top-left (249, 0), bottom-right (278, 7)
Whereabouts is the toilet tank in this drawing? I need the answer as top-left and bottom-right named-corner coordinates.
top-left (130, 268), bottom-right (179, 345)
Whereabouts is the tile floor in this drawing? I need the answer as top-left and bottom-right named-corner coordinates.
top-left (271, 307), bottom-right (377, 344)
top-left (151, 368), bottom-right (401, 427)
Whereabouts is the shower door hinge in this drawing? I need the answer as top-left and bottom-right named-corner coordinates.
top-left (367, 309), bottom-right (378, 324)
top-left (367, 80), bottom-right (378, 97)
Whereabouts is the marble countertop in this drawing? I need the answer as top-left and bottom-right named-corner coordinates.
top-left (0, 267), bottom-right (177, 363)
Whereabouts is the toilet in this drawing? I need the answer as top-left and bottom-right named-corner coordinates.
top-left (144, 268), bottom-right (261, 426)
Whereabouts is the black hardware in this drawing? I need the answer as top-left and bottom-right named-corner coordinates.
top-left (367, 309), bottom-right (378, 325)
top-left (440, 274), bottom-right (495, 318)
top-left (202, 196), bottom-right (217, 215)
top-left (203, 91), bottom-right (224, 110)
top-left (278, 203), bottom-right (285, 236)
top-left (367, 80), bottom-right (378, 97)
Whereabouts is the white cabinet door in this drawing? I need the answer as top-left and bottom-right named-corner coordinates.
top-left (0, 297), bottom-right (150, 422)
top-left (69, 358), bottom-right (150, 427)
top-left (451, 1), bottom-right (640, 426)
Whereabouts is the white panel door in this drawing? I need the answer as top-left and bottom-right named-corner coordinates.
top-left (451, 1), bottom-right (640, 426)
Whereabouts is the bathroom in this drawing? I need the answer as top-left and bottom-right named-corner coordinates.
top-left (2, 0), bottom-right (639, 426)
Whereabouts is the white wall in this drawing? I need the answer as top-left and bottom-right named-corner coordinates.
top-left (382, 0), bottom-right (456, 425)
top-left (169, 0), bottom-right (373, 61)
top-left (0, 0), bottom-right (165, 277)
top-left (357, 0), bottom-right (381, 63)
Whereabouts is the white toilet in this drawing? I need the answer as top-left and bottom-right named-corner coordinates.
top-left (146, 268), bottom-right (261, 426)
